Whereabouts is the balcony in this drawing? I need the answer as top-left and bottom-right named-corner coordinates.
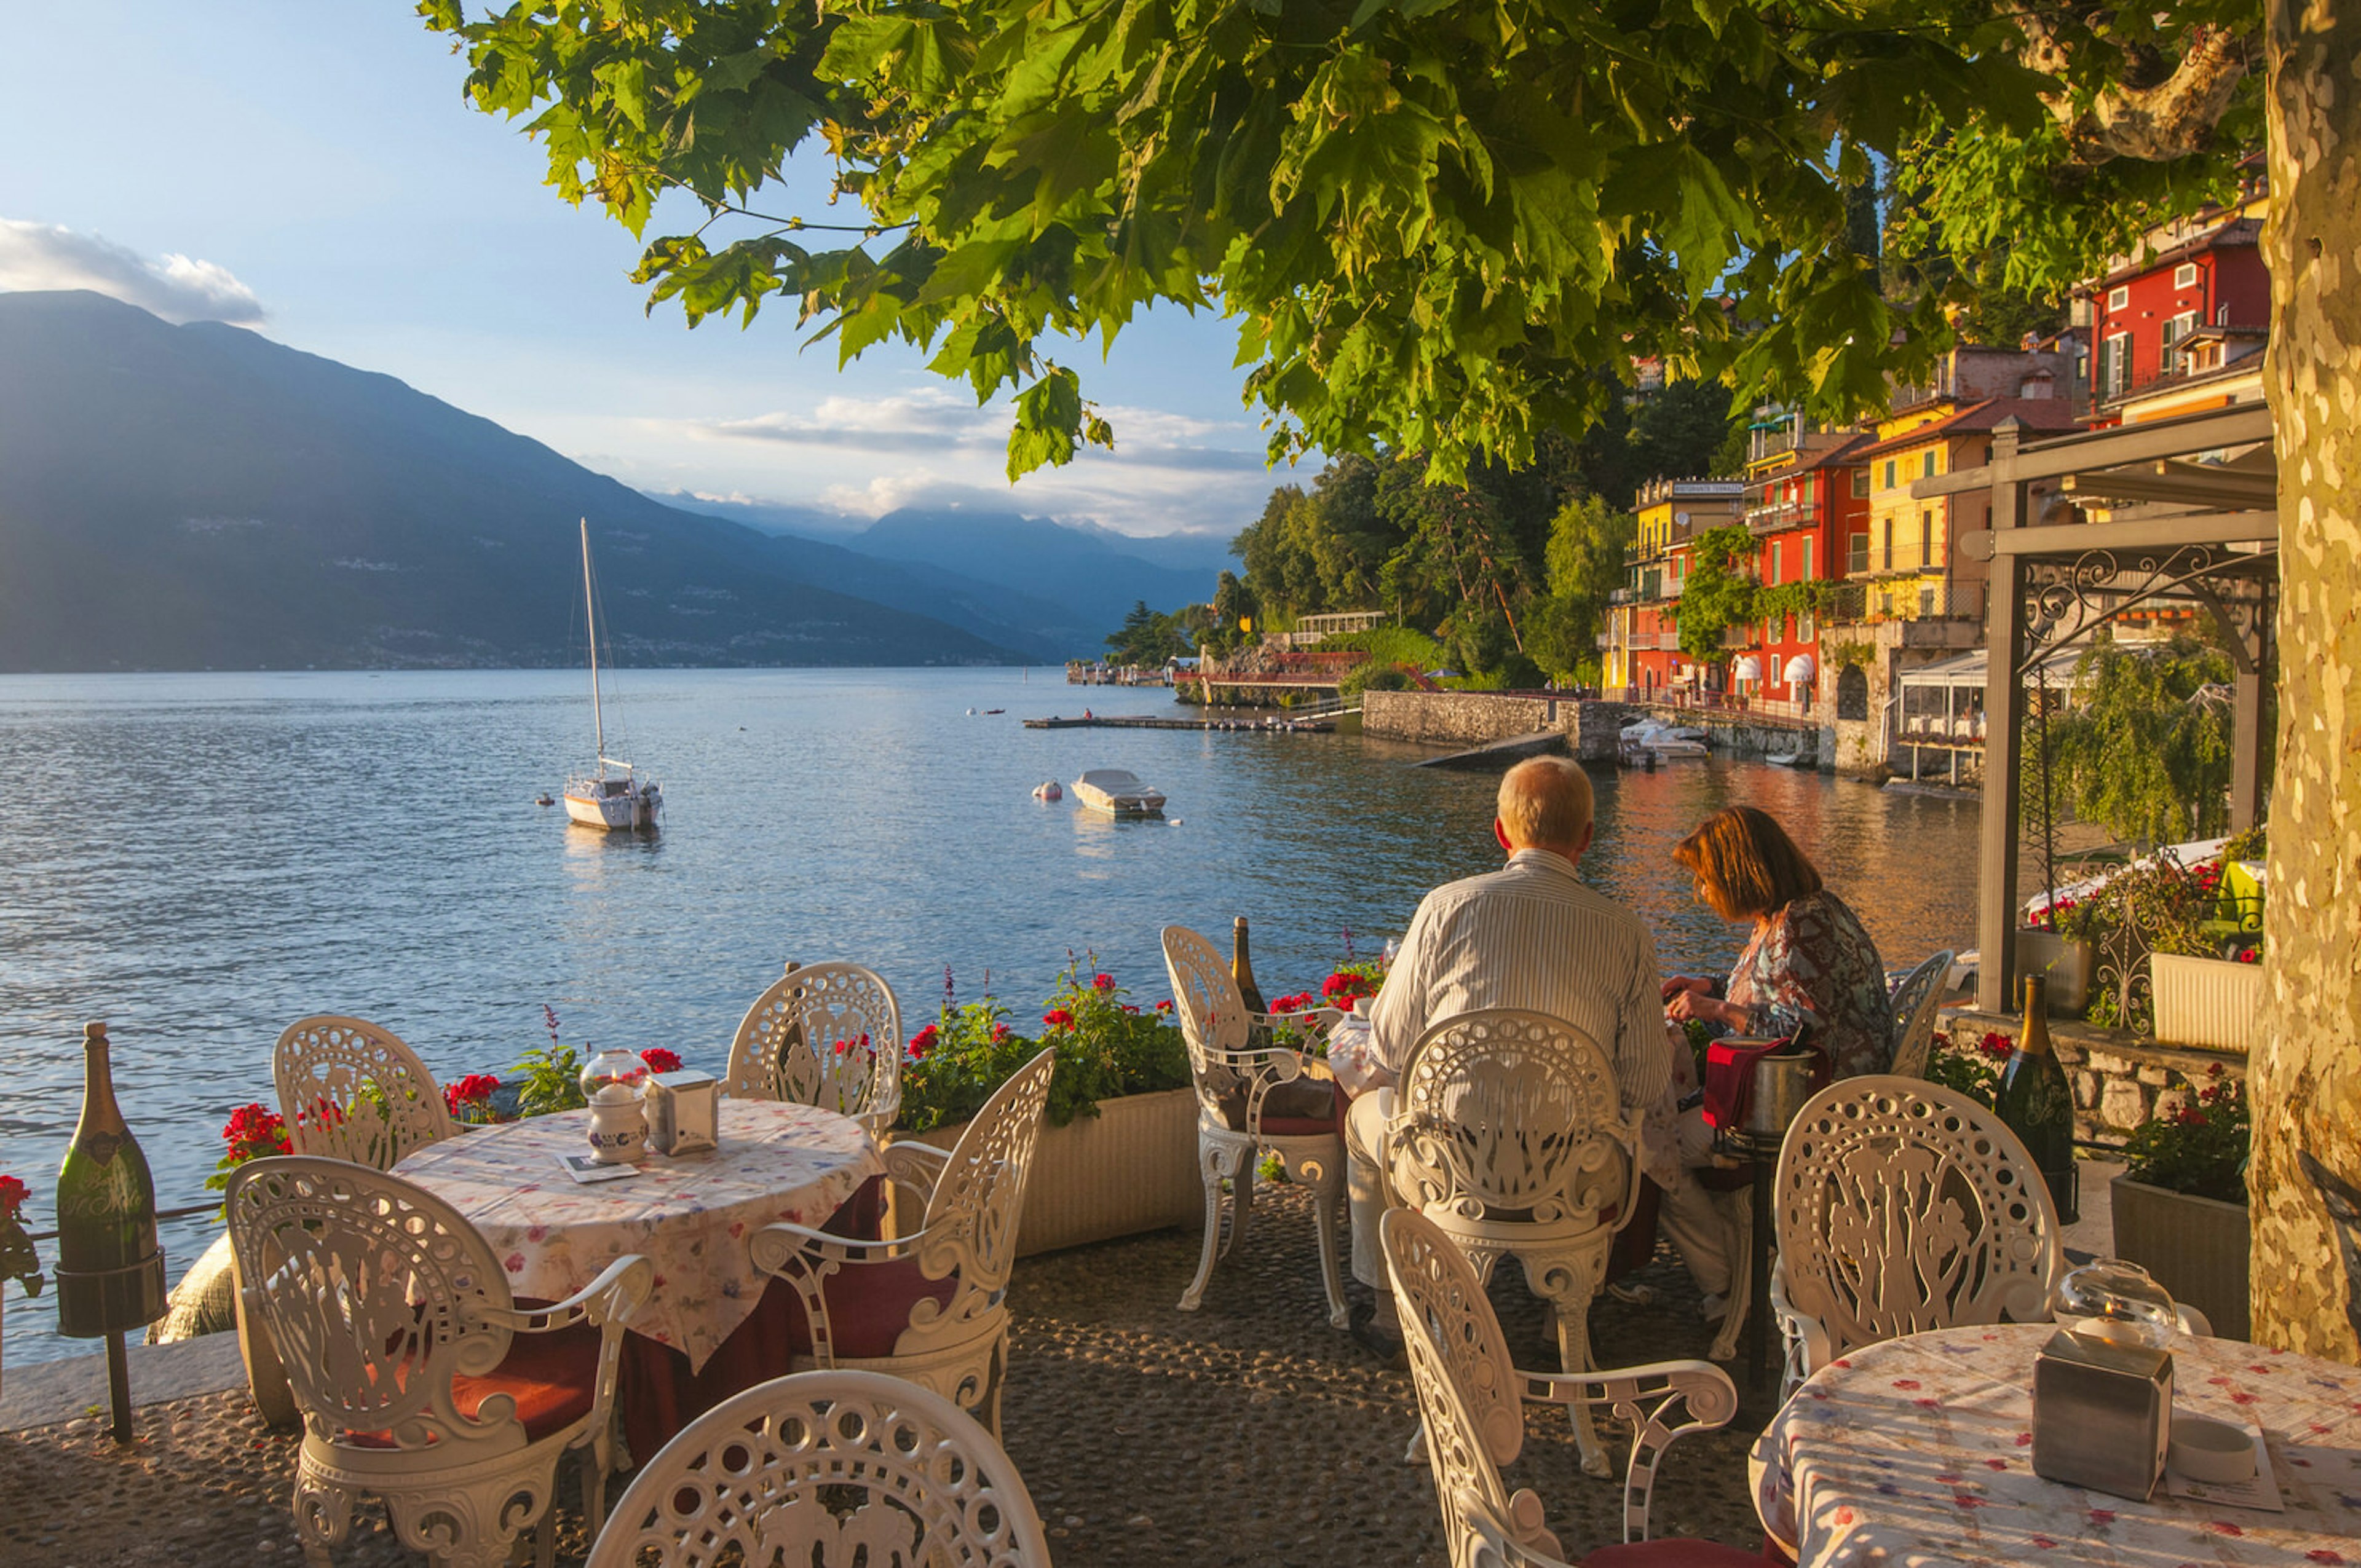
top-left (1746, 500), bottom-right (1809, 535)
top-left (1596, 632), bottom-right (1615, 651)
top-left (1721, 626), bottom-right (1758, 650)
top-left (1608, 587), bottom-right (1634, 606)
top-left (1822, 580), bottom-right (1986, 626)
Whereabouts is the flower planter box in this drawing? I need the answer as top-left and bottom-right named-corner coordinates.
top-left (887, 1086), bottom-right (1203, 1256)
top-left (2014, 930), bottom-right (2095, 1014)
top-left (2110, 1173), bottom-right (2250, 1342)
top-left (2149, 953), bottom-right (2264, 1053)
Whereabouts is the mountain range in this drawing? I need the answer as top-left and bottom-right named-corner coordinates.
top-left (0, 290), bottom-right (1229, 672)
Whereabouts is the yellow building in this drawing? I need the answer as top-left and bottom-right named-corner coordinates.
top-left (1849, 397), bottom-right (2083, 623)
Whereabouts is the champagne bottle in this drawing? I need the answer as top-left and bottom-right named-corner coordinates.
top-left (1996, 975), bottom-right (2079, 1223)
top-left (1231, 916), bottom-right (1268, 1014)
top-left (55, 1022), bottom-right (168, 1340)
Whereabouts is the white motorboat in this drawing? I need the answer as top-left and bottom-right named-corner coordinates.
top-left (562, 519), bottom-right (663, 833)
top-left (1618, 719), bottom-right (1710, 762)
top-left (1070, 768), bottom-right (1165, 816)
top-left (1032, 781), bottom-right (1063, 802)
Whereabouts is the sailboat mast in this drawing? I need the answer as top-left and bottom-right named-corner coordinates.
top-left (581, 518), bottom-right (606, 772)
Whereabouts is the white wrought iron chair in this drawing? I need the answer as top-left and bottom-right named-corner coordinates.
top-left (1160, 924), bottom-right (1350, 1328)
top-left (224, 1156), bottom-right (651, 1568)
top-left (585, 1368), bottom-right (1052, 1568)
top-left (1386, 1008), bottom-right (1640, 1478)
top-left (1383, 1208), bottom-right (1756, 1568)
top-left (274, 1014), bottom-right (458, 1170)
top-left (1884, 949), bottom-right (1958, 1080)
top-left (722, 960), bottom-right (904, 1135)
top-left (748, 1046), bottom-right (1056, 1436)
top-left (1770, 1074), bottom-right (2062, 1395)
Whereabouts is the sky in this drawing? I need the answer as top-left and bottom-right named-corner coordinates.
top-left (0, 3), bottom-right (1284, 540)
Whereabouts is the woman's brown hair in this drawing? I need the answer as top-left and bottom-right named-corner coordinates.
top-left (1673, 806), bottom-right (1824, 921)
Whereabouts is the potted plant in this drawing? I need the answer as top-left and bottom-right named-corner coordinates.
top-left (0, 1172), bottom-right (44, 1398)
top-left (2148, 849), bottom-right (2267, 1052)
top-left (888, 961), bottom-right (1199, 1255)
top-left (2110, 1065), bottom-right (2250, 1339)
top-left (2018, 896), bottom-right (2100, 1015)
top-left (208, 1102), bottom-right (301, 1426)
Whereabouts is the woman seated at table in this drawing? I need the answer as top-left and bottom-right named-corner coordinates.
top-left (1663, 805), bottom-right (1893, 1079)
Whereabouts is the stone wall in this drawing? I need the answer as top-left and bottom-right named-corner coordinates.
top-left (1361, 690), bottom-right (1567, 746)
top-left (1937, 1009), bottom-right (2246, 1147)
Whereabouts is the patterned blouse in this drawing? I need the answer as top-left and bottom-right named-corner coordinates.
top-left (1725, 891), bottom-right (1894, 1079)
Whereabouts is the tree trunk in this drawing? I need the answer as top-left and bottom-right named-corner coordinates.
top-left (2251, 0), bottom-right (2361, 1363)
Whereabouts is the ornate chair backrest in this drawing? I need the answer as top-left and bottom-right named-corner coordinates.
top-left (912, 1047), bottom-right (1058, 1309)
top-left (224, 1156), bottom-right (518, 1456)
top-left (587, 1368), bottom-right (1053, 1568)
top-left (273, 1015), bottom-right (457, 1170)
top-left (1381, 1206), bottom-right (1551, 1566)
top-left (1389, 1009), bottom-right (1636, 1229)
top-left (1885, 950), bottom-right (1957, 1080)
top-left (1161, 924), bottom-right (1256, 1122)
top-left (725, 962), bottom-right (903, 1130)
top-left (1386, 1206), bottom-right (1739, 1564)
top-left (1775, 1074), bottom-right (2062, 1365)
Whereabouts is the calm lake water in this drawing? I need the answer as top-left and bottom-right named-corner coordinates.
top-left (0, 668), bottom-right (1979, 1365)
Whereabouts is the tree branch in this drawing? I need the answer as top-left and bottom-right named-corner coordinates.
top-left (2022, 18), bottom-right (2255, 163)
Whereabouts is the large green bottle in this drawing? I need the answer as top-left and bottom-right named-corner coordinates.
top-left (1996, 975), bottom-right (2079, 1223)
top-left (55, 1021), bottom-right (168, 1339)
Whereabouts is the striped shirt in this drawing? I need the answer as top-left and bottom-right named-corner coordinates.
top-left (1366, 848), bottom-right (1671, 1112)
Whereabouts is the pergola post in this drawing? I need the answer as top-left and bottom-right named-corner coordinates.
top-left (1975, 420), bottom-right (2027, 1014)
top-left (2231, 668), bottom-right (2265, 832)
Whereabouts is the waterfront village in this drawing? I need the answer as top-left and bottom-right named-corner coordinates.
top-left (6, 15), bottom-right (2360, 1568)
top-left (1072, 175), bottom-right (2274, 797)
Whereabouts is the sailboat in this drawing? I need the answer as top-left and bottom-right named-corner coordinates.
top-left (563, 518), bottom-right (663, 832)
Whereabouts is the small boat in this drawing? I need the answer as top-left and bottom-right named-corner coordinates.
top-left (984, 708), bottom-right (1005, 715)
top-left (1764, 751), bottom-right (1811, 768)
top-left (534, 793), bottom-right (555, 806)
top-left (1070, 768), bottom-right (1165, 816)
top-left (1032, 781), bottom-right (1063, 802)
top-left (1618, 720), bottom-right (1709, 763)
top-left (562, 519), bottom-right (663, 832)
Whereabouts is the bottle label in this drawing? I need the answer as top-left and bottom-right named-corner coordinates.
top-left (79, 1130), bottom-right (124, 1168)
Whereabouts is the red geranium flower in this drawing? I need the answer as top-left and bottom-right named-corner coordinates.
top-left (0, 1173), bottom-right (28, 1219)
top-left (1093, 973), bottom-right (1115, 991)
top-left (1154, 999), bottom-right (1173, 1012)
top-left (1980, 1031), bottom-right (2015, 1061)
top-left (992, 1023), bottom-right (1011, 1043)
top-left (641, 1048), bottom-right (682, 1074)
top-left (1042, 1008), bottom-right (1075, 1030)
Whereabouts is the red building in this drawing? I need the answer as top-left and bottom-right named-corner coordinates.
top-left (2087, 192), bottom-right (2270, 425)
top-left (1728, 430), bottom-right (1872, 711)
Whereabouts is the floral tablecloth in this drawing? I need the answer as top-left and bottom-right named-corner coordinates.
top-left (1758, 1323), bottom-right (2361, 1566)
top-left (395, 1099), bottom-right (884, 1372)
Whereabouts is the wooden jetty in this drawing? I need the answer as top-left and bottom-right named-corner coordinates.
top-left (1024, 713), bottom-right (1335, 733)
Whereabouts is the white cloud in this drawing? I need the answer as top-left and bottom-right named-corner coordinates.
top-left (0, 219), bottom-right (264, 325)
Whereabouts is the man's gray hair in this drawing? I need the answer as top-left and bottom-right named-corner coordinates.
top-left (1496, 755), bottom-right (1594, 850)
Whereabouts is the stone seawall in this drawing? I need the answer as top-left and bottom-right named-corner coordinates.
top-left (1936, 1009), bottom-right (2245, 1148)
top-left (1361, 690), bottom-right (1560, 747)
top-left (1359, 691), bottom-right (1635, 762)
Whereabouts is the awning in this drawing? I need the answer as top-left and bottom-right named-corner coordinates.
top-left (1733, 655), bottom-right (1763, 680)
top-left (1898, 647), bottom-right (2087, 692)
top-left (1785, 654), bottom-right (1816, 683)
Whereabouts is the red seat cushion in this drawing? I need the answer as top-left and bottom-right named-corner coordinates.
top-left (346, 1322), bottom-right (602, 1448)
top-left (1583, 1540), bottom-right (1779, 1568)
top-left (783, 1254), bottom-right (960, 1361)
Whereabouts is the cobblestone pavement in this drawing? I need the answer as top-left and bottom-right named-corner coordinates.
top-left (0, 1188), bottom-right (1766, 1566)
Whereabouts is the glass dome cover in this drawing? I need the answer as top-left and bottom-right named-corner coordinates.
top-left (2056, 1258), bottom-right (2180, 1349)
top-left (580, 1046), bottom-right (649, 1103)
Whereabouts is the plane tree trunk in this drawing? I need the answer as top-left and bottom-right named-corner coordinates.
top-left (2250, 0), bottom-right (2361, 1362)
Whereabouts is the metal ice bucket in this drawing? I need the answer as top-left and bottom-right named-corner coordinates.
top-left (1746, 1047), bottom-right (1821, 1139)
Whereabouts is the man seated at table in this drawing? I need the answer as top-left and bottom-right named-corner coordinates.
top-left (1342, 755), bottom-right (1707, 1358)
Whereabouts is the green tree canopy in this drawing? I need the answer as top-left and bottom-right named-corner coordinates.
top-left (422, 0), bottom-right (2256, 484)
top-left (2041, 637), bottom-right (2240, 845)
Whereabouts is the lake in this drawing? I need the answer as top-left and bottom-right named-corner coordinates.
top-left (0, 668), bottom-right (1979, 1365)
